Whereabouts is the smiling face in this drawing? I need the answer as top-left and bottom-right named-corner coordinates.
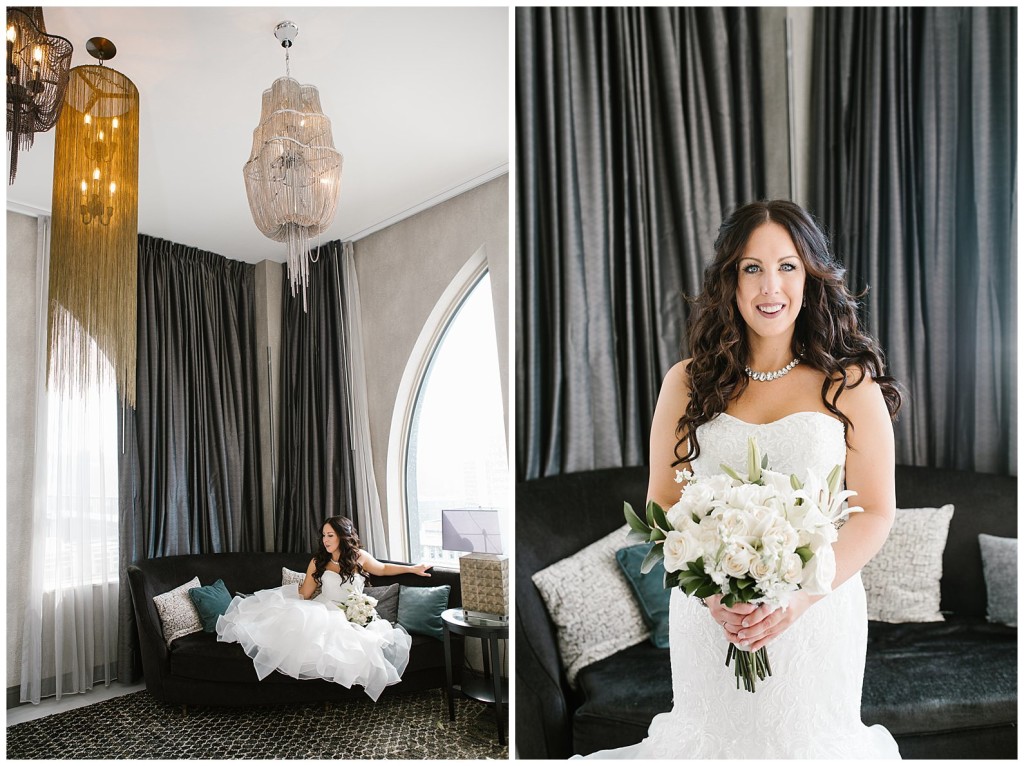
top-left (734, 222), bottom-right (806, 343)
top-left (322, 523), bottom-right (340, 559)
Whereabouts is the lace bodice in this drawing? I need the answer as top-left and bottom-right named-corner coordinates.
top-left (315, 570), bottom-right (365, 604)
top-left (691, 411), bottom-right (846, 480)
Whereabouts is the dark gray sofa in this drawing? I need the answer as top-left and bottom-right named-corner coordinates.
top-left (516, 464), bottom-right (1017, 759)
top-left (128, 552), bottom-right (463, 707)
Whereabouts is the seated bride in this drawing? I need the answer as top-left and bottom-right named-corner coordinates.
top-left (216, 515), bottom-right (432, 701)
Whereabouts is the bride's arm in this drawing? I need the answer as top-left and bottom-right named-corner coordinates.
top-left (298, 558), bottom-right (318, 599)
top-left (357, 550), bottom-right (433, 578)
top-left (647, 360), bottom-right (694, 508)
top-left (734, 372), bottom-right (896, 651)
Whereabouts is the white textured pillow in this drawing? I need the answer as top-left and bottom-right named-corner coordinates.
top-left (281, 567), bottom-right (305, 586)
top-left (532, 524), bottom-right (648, 686)
top-left (861, 505), bottom-right (954, 623)
top-left (152, 577), bottom-right (203, 646)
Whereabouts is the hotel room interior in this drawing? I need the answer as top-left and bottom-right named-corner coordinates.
top-left (6, 5), bottom-right (509, 759)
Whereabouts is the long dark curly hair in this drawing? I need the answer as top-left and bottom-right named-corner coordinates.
top-left (675, 199), bottom-right (903, 465)
top-left (312, 516), bottom-right (366, 585)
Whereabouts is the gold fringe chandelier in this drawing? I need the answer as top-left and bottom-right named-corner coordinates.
top-left (243, 21), bottom-right (342, 311)
top-left (48, 36), bottom-right (138, 407)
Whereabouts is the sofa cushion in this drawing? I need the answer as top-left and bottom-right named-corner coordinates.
top-left (978, 534), bottom-right (1017, 627)
top-left (615, 544), bottom-right (671, 648)
top-left (153, 577), bottom-right (204, 646)
top-left (365, 583), bottom-right (400, 624)
top-left (862, 618), bottom-right (1017, 734)
top-left (861, 505), bottom-right (953, 623)
top-left (398, 584), bottom-right (451, 640)
top-left (532, 524), bottom-right (648, 686)
top-left (188, 579), bottom-right (232, 632)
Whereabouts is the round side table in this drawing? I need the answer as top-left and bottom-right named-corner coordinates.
top-left (441, 607), bottom-right (509, 746)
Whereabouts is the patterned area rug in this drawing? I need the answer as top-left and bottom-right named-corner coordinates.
top-left (7, 687), bottom-right (508, 759)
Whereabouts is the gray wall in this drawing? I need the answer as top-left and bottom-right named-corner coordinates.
top-left (7, 211), bottom-right (41, 690)
top-left (353, 174), bottom-right (510, 533)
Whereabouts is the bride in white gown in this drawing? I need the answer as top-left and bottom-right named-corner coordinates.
top-left (216, 516), bottom-right (431, 701)
top-left (583, 200), bottom-right (904, 759)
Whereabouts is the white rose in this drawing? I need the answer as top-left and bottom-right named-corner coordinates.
top-left (802, 544), bottom-right (836, 594)
top-left (748, 555), bottom-right (774, 581)
top-left (760, 469), bottom-right (795, 497)
top-left (702, 473), bottom-right (737, 498)
top-left (676, 481), bottom-right (718, 518)
top-left (714, 508), bottom-right (754, 542)
top-left (720, 543), bottom-right (755, 579)
top-left (662, 530), bottom-right (701, 573)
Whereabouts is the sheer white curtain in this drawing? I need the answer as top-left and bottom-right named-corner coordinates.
top-left (20, 216), bottom-right (120, 704)
top-left (342, 241), bottom-right (388, 558)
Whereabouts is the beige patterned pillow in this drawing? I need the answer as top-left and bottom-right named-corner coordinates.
top-left (861, 505), bottom-right (954, 623)
top-left (532, 524), bottom-right (648, 686)
top-left (152, 577), bottom-right (203, 646)
top-left (281, 567), bottom-right (305, 586)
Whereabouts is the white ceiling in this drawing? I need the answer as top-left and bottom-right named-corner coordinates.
top-left (6, 6), bottom-right (509, 264)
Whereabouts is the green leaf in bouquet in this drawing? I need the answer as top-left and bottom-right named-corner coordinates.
top-left (734, 577), bottom-right (754, 590)
top-left (721, 592), bottom-right (738, 608)
top-left (687, 556), bottom-right (706, 575)
top-left (648, 527), bottom-right (666, 542)
top-left (639, 544), bottom-right (665, 575)
top-left (795, 545), bottom-right (814, 564)
top-left (624, 502), bottom-right (651, 535)
top-left (664, 570), bottom-right (682, 589)
top-left (721, 464), bottom-right (744, 483)
top-left (649, 501), bottom-right (671, 532)
top-left (694, 582), bottom-right (720, 599)
top-left (625, 528), bottom-right (650, 545)
top-left (790, 474), bottom-right (803, 491)
top-left (761, 454), bottom-right (769, 470)
top-left (679, 577), bottom-right (700, 596)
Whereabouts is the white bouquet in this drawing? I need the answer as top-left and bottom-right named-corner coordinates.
top-left (338, 592), bottom-right (378, 626)
top-left (624, 436), bottom-right (861, 692)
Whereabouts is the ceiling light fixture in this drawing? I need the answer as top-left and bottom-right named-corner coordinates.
top-left (6, 6), bottom-right (73, 184)
top-left (243, 20), bottom-right (343, 311)
top-left (49, 35), bottom-right (139, 407)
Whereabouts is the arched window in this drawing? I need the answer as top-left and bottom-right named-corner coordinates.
top-left (403, 270), bottom-right (507, 566)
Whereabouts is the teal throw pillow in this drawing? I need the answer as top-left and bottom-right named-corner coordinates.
top-left (397, 584), bottom-right (451, 641)
top-left (615, 544), bottom-right (671, 648)
top-left (188, 579), bottom-right (233, 633)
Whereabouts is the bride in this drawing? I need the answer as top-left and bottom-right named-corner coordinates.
top-left (216, 515), bottom-right (431, 701)
top-left (584, 200), bottom-right (904, 759)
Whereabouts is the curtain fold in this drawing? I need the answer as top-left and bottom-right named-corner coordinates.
top-left (117, 235), bottom-right (264, 680)
top-left (21, 215), bottom-right (121, 704)
top-left (516, 7), bottom-right (765, 481)
top-left (808, 7), bottom-right (1017, 474)
top-left (276, 241), bottom-right (364, 555)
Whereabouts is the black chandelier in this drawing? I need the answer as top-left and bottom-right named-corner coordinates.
top-left (6, 7), bottom-right (72, 184)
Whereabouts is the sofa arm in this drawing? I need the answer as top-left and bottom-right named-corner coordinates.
top-left (126, 563), bottom-right (171, 699)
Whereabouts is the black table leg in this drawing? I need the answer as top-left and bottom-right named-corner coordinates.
top-left (481, 635), bottom-right (491, 681)
top-left (444, 623), bottom-right (455, 721)
top-left (489, 635), bottom-right (505, 747)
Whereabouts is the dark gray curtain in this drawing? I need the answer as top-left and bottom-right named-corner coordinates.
top-left (117, 234), bottom-right (265, 681)
top-left (516, 7), bottom-right (765, 481)
top-left (276, 241), bottom-right (358, 554)
top-left (809, 7), bottom-right (1016, 474)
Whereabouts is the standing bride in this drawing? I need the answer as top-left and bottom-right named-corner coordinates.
top-left (585, 200), bottom-right (903, 758)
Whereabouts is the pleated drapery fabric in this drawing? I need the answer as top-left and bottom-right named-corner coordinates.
top-left (275, 241), bottom-right (363, 555)
top-left (21, 215), bottom-right (121, 704)
top-left (809, 7), bottom-right (1017, 474)
top-left (516, 7), bottom-right (766, 481)
top-left (117, 235), bottom-right (264, 681)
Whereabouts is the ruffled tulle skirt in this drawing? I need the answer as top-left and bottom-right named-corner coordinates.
top-left (216, 583), bottom-right (411, 701)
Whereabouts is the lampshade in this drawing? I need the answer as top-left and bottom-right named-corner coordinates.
top-left (243, 22), bottom-right (342, 311)
top-left (441, 508), bottom-right (504, 554)
top-left (6, 6), bottom-right (73, 184)
top-left (48, 50), bottom-right (139, 407)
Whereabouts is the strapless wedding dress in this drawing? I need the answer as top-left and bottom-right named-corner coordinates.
top-left (216, 570), bottom-right (411, 701)
top-left (581, 412), bottom-right (901, 759)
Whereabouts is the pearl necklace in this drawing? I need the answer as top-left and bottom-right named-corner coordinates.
top-left (745, 357), bottom-right (801, 382)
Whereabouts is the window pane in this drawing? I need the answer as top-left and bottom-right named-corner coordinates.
top-left (405, 272), bottom-right (508, 567)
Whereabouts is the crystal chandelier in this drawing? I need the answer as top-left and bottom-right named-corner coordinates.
top-left (49, 36), bottom-right (139, 407)
top-left (6, 6), bottom-right (73, 184)
top-left (243, 21), bottom-right (343, 311)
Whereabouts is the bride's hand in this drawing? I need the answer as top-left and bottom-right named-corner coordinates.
top-left (705, 594), bottom-right (758, 643)
top-left (410, 563), bottom-right (432, 577)
top-left (728, 592), bottom-right (818, 651)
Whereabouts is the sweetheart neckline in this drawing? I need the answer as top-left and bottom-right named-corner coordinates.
top-left (717, 411), bottom-right (843, 428)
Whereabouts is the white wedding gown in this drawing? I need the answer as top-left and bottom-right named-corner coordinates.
top-left (582, 411), bottom-right (901, 759)
top-left (216, 570), bottom-right (411, 701)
